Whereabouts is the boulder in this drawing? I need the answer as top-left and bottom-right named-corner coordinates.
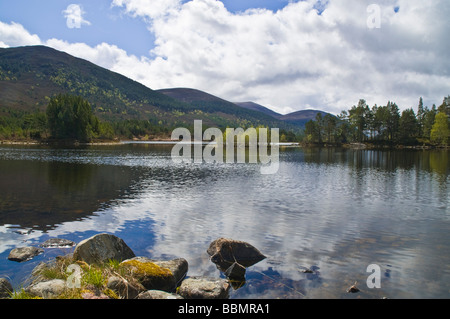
top-left (0, 278), bottom-right (13, 299)
top-left (40, 238), bottom-right (76, 248)
top-left (106, 276), bottom-right (145, 299)
top-left (224, 262), bottom-right (246, 281)
top-left (8, 246), bottom-right (44, 262)
top-left (124, 257), bottom-right (188, 288)
top-left (178, 277), bottom-right (230, 299)
top-left (120, 258), bottom-right (176, 292)
top-left (152, 258), bottom-right (188, 285)
top-left (73, 233), bottom-right (135, 264)
top-left (136, 290), bottom-right (184, 299)
top-left (26, 279), bottom-right (66, 299)
top-left (207, 238), bottom-right (266, 269)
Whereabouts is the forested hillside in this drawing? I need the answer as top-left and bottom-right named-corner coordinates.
top-left (0, 46), bottom-right (302, 141)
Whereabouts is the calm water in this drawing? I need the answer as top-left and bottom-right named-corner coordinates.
top-left (0, 143), bottom-right (448, 299)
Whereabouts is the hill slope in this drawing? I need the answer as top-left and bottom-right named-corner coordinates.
top-left (0, 46), bottom-right (183, 121)
top-left (279, 109), bottom-right (331, 127)
top-left (234, 101), bottom-right (283, 119)
top-left (0, 46), bottom-right (293, 130)
top-left (156, 88), bottom-right (292, 129)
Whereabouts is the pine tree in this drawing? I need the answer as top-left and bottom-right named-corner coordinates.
top-left (417, 97), bottom-right (425, 136)
top-left (46, 94), bottom-right (99, 142)
top-left (399, 108), bottom-right (419, 145)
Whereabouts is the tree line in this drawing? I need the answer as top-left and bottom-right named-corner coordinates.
top-left (304, 96), bottom-right (450, 146)
top-left (0, 94), bottom-right (303, 143)
top-left (1, 94), bottom-right (448, 145)
top-left (0, 94), bottom-right (173, 142)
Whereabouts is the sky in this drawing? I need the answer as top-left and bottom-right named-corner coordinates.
top-left (0, 0), bottom-right (449, 115)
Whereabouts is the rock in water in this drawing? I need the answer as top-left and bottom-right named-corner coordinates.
top-left (120, 258), bottom-right (176, 292)
top-left (40, 238), bottom-right (76, 248)
top-left (8, 246), bottom-right (44, 262)
top-left (73, 233), bottom-right (135, 264)
top-left (123, 256), bottom-right (188, 288)
top-left (347, 282), bottom-right (360, 293)
top-left (225, 262), bottom-right (246, 281)
top-left (207, 238), bottom-right (266, 269)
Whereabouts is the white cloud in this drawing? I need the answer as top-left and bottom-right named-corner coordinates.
top-left (0, 21), bottom-right (41, 47)
top-left (63, 4), bottom-right (91, 29)
top-left (111, 0), bottom-right (181, 20)
top-left (110, 0), bottom-right (450, 114)
top-left (1, 0), bottom-right (449, 115)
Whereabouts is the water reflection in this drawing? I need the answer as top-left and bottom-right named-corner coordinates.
top-left (0, 159), bottom-right (142, 231)
top-left (0, 144), bottom-right (448, 298)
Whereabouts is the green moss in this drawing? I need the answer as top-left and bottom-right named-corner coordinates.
top-left (121, 260), bottom-right (173, 278)
top-left (103, 288), bottom-right (120, 299)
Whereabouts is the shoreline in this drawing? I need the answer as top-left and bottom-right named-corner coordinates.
top-left (1, 139), bottom-right (448, 150)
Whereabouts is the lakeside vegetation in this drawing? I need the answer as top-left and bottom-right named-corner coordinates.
top-left (2, 46), bottom-right (447, 147)
top-left (1, 94), bottom-right (449, 147)
top-left (0, 94), bottom-right (171, 142)
top-left (304, 96), bottom-right (450, 147)
top-left (0, 94), bottom-right (303, 143)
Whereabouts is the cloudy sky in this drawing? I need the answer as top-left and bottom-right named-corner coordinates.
top-left (0, 0), bottom-right (449, 115)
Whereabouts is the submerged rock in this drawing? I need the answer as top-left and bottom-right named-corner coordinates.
top-left (224, 262), bottom-right (246, 281)
top-left (207, 238), bottom-right (266, 269)
top-left (73, 233), bottom-right (135, 264)
top-left (178, 276), bottom-right (230, 299)
top-left (40, 238), bottom-right (76, 248)
top-left (347, 282), bottom-right (360, 293)
top-left (8, 246), bottom-right (44, 262)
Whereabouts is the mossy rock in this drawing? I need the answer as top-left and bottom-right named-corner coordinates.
top-left (120, 259), bottom-right (176, 292)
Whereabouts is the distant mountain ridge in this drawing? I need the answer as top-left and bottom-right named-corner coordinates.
top-left (0, 45), bottom-right (332, 131)
top-left (234, 101), bottom-right (283, 119)
top-left (158, 88), bottom-right (334, 127)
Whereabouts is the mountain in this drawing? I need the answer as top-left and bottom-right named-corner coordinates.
top-left (0, 46), bottom-right (183, 122)
top-left (158, 89), bottom-right (334, 128)
top-left (235, 102), bottom-right (335, 127)
top-left (234, 102), bottom-right (283, 119)
top-left (0, 46), bottom-right (290, 130)
top-left (156, 88), bottom-right (292, 129)
top-left (279, 109), bottom-right (331, 127)
top-left (0, 45), bottom-right (330, 137)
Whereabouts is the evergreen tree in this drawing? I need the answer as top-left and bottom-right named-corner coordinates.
top-left (385, 101), bottom-right (400, 142)
top-left (437, 96), bottom-right (450, 117)
top-left (422, 104), bottom-right (437, 139)
top-left (305, 120), bottom-right (319, 143)
top-left (323, 113), bottom-right (337, 143)
top-left (315, 113), bottom-right (324, 143)
top-left (349, 99), bottom-right (369, 142)
top-left (417, 97), bottom-right (425, 136)
top-left (398, 108), bottom-right (419, 145)
top-left (46, 94), bottom-right (99, 142)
